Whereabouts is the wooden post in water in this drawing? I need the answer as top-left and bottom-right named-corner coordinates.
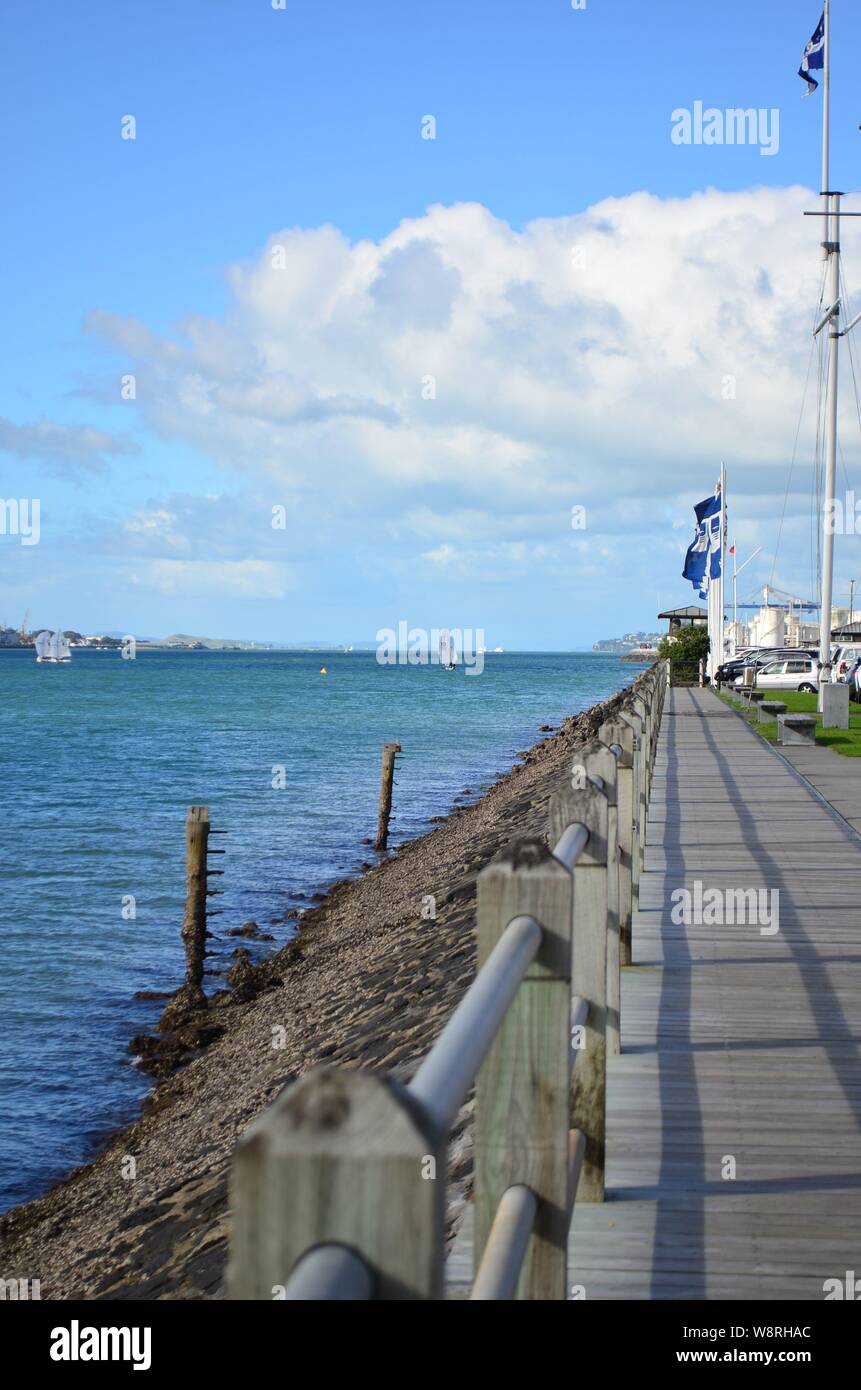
top-left (375, 742), bottom-right (401, 851)
top-left (182, 805), bottom-right (210, 1005)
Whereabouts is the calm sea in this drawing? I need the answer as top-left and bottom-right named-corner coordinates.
top-left (0, 648), bottom-right (639, 1212)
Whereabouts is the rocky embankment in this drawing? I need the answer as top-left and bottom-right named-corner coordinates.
top-left (0, 679), bottom-right (642, 1299)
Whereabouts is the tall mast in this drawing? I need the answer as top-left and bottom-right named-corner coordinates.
top-left (817, 0), bottom-right (840, 688)
top-left (719, 462), bottom-right (726, 668)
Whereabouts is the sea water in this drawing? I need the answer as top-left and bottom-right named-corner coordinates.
top-left (0, 648), bottom-right (639, 1211)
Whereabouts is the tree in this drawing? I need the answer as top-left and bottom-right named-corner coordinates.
top-left (658, 625), bottom-right (710, 683)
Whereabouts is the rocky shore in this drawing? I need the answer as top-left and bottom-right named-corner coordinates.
top-left (0, 678), bottom-right (643, 1299)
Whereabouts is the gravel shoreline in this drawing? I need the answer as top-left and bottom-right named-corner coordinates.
top-left (0, 678), bottom-right (642, 1299)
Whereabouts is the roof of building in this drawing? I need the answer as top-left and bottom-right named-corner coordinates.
top-left (832, 620), bottom-right (861, 639)
top-left (657, 605), bottom-right (708, 620)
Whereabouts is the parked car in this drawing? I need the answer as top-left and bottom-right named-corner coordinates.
top-left (831, 645), bottom-right (861, 682)
top-left (734, 656), bottom-right (820, 693)
top-left (841, 655), bottom-right (861, 701)
top-left (717, 648), bottom-right (817, 686)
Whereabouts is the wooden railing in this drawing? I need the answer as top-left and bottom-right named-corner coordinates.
top-left (228, 661), bottom-right (669, 1300)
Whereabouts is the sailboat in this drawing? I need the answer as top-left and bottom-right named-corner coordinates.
top-left (35, 630), bottom-right (71, 664)
top-left (439, 630), bottom-right (457, 671)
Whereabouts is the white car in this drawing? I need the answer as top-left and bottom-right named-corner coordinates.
top-left (831, 645), bottom-right (861, 682)
top-left (734, 657), bottom-right (819, 693)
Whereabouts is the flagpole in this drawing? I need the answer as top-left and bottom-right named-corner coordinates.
top-left (822, 1), bottom-right (831, 206)
top-left (719, 461), bottom-right (726, 671)
top-left (817, 2), bottom-right (840, 696)
top-left (733, 538), bottom-right (738, 656)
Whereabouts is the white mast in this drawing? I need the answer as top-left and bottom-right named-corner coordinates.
top-left (719, 461), bottom-right (726, 668)
top-left (817, 0), bottom-right (839, 689)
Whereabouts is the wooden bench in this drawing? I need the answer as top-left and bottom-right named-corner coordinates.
top-left (758, 700), bottom-right (787, 724)
top-left (777, 713), bottom-right (817, 746)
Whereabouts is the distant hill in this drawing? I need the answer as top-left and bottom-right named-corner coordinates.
top-left (593, 631), bottom-right (662, 654)
top-left (148, 634), bottom-right (280, 651)
top-left (146, 635), bottom-right (366, 651)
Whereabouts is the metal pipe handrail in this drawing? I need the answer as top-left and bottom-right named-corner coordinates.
top-left (470, 1128), bottom-right (588, 1299)
top-left (470, 1185), bottom-right (537, 1300)
top-left (408, 914), bottom-right (542, 1137)
top-left (552, 822), bottom-right (588, 872)
top-left (280, 1244), bottom-right (373, 1301)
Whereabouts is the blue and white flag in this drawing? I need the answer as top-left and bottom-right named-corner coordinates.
top-left (799, 13), bottom-right (825, 95)
top-left (682, 489), bottom-right (722, 600)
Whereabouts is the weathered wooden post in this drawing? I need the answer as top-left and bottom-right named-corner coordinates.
top-left (632, 692), bottom-right (651, 806)
top-left (620, 705), bottom-right (644, 908)
top-left (475, 840), bottom-right (573, 1299)
top-left (230, 1067), bottom-right (445, 1299)
top-left (580, 742), bottom-right (620, 1055)
top-left (374, 742), bottom-right (401, 851)
top-left (159, 805), bottom-right (210, 1030)
top-left (549, 780), bottom-right (610, 1203)
top-left (183, 806), bottom-right (210, 995)
top-left (629, 692), bottom-right (650, 848)
top-left (600, 718), bottom-right (635, 970)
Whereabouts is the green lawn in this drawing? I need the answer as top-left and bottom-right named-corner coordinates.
top-left (717, 687), bottom-right (861, 756)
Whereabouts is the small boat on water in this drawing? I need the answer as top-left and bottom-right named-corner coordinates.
top-left (35, 630), bottom-right (72, 664)
top-left (439, 631), bottom-right (457, 671)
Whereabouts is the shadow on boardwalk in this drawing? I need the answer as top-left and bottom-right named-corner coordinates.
top-left (575, 687), bottom-right (861, 1301)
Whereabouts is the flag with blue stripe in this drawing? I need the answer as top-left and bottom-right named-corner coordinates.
top-left (799, 13), bottom-right (825, 94)
top-left (683, 490), bottom-right (722, 599)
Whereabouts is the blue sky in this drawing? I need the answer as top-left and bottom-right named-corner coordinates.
top-left (2, 0), bottom-right (861, 646)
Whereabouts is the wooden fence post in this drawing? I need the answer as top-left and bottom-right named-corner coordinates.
top-left (549, 781), bottom-right (610, 1203)
top-left (580, 741), bottom-right (621, 1057)
top-left (631, 692), bottom-right (651, 809)
top-left (620, 706), bottom-right (644, 908)
top-left (375, 742), bottom-right (401, 851)
top-left (599, 718), bottom-right (635, 969)
top-left (229, 1066), bottom-right (445, 1299)
top-left (475, 839), bottom-right (573, 1299)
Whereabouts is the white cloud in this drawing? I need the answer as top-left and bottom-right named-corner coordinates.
top-left (82, 187), bottom-right (857, 596)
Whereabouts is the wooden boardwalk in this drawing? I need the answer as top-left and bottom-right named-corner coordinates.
top-left (448, 687), bottom-right (861, 1299)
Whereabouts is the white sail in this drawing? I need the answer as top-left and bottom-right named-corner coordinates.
top-left (49, 631), bottom-right (61, 660)
top-left (34, 630), bottom-right (52, 660)
top-left (56, 632), bottom-right (71, 661)
top-left (439, 631), bottom-right (451, 667)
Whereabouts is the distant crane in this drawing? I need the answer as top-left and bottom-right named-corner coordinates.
top-left (19, 608), bottom-right (29, 639)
